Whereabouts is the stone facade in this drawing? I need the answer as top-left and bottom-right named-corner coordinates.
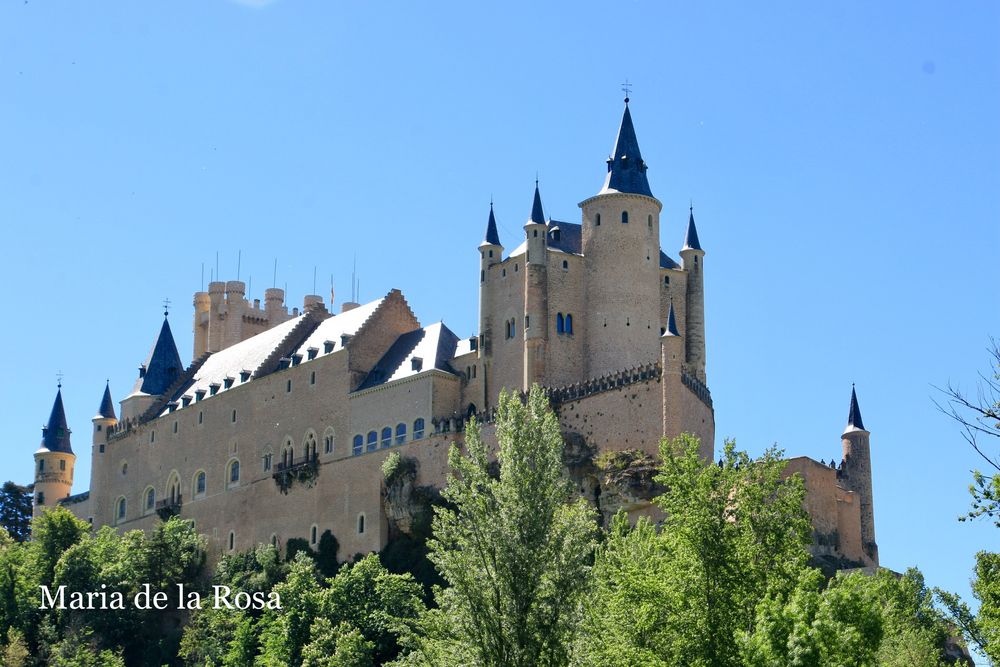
top-left (34, 99), bottom-right (877, 571)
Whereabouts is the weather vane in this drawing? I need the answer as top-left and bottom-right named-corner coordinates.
top-left (621, 79), bottom-right (632, 101)
top-left (56, 370), bottom-right (63, 388)
top-left (163, 297), bottom-right (171, 317)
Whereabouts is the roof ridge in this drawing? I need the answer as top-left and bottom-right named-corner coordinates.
top-left (253, 308), bottom-right (327, 380)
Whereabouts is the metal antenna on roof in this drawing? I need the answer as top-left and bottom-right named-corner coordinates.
top-left (201, 263), bottom-right (205, 291)
top-left (272, 258), bottom-right (277, 289)
top-left (313, 266), bottom-right (317, 295)
top-left (216, 251), bottom-right (219, 283)
top-left (237, 250), bottom-right (242, 282)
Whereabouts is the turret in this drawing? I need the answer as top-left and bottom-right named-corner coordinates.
top-left (33, 385), bottom-right (76, 517)
top-left (679, 206), bottom-right (706, 383)
top-left (478, 203), bottom-right (503, 405)
top-left (264, 287), bottom-right (286, 323)
top-left (193, 291), bottom-right (211, 358)
top-left (580, 97), bottom-right (663, 377)
top-left (121, 312), bottom-right (183, 421)
top-left (207, 281), bottom-right (226, 353)
top-left (661, 302), bottom-right (685, 438)
top-left (523, 184), bottom-right (549, 390)
top-left (841, 385), bottom-right (878, 566)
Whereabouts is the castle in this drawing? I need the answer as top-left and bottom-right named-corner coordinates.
top-left (31, 98), bottom-right (878, 572)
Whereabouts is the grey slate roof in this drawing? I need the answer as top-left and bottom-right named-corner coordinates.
top-left (547, 221), bottom-right (582, 255)
top-left (39, 388), bottom-right (73, 454)
top-left (529, 184), bottom-right (546, 224)
top-left (133, 317), bottom-right (183, 397)
top-left (156, 297), bottom-right (386, 417)
top-left (96, 382), bottom-right (116, 420)
top-left (683, 209), bottom-right (703, 251)
top-left (481, 204), bottom-right (502, 247)
top-left (598, 101), bottom-right (654, 198)
top-left (659, 250), bottom-right (680, 270)
top-left (357, 322), bottom-right (460, 390)
top-left (844, 386), bottom-right (866, 433)
top-left (663, 302), bottom-right (680, 336)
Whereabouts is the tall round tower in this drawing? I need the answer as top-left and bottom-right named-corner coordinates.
top-left (523, 184), bottom-right (549, 390)
top-left (33, 385), bottom-right (76, 517)
top-left (580, 98), bottom-right (663, 378)
top-left (841, 385), bottom-right (878, 566)
top-left (478, 203), bottom-right (503, 407)
top-left (679, 207), bottom-right (707, 383)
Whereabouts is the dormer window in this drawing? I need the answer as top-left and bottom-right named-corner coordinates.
top-left (323, 340), bottom-right (334, 354)
top-left (341, 334), bottom-right (352, 346)
top-left (181, 395), bottom-right (192, 407)
top-left (411, 357), bottom-right (423, 372)
top-left (278, 357), bottom-right (291, 370)
top-left (239, 370), bottom-right (251, 382)
top-left (195, 390), bottom-right (206, 402)
top-left (138, 365), bottom-right (146, 378)
top-left (307, 347), bottom-right (318, 360)
top-left (223, 377), bottom-right (234, 389)
top-left (209, 383), bottom-right (220, 396)
top-left (291, 354), bottom-right (303, 367)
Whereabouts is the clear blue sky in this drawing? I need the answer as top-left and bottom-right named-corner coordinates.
top-left (1, 0), bottom-right (997, 623)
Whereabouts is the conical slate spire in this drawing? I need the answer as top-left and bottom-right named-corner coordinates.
top-left (529, 182), bottom-right (546, 225)
top-left (663, 301), bottom-right (680, 337)
top-left (40, 387), bottom-right (73, 454)
top-left (136, 316), bottom-right (183, 396)
top-left (683, 206), bottom-right (702, 251)
top-left (96, 382), bottom-right (116, 420)
top-left (599, 100), bottom-right (653, 198)
top-left (845, 385), bottom-right (866, 432)
top-left (481, 203), bottom-right (501, 247)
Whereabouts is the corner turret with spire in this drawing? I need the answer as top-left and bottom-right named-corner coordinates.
top-left (840, 385), bottom-right (878, 566)
top-left (33, 383), bottom-right (76, 517)
top-left (121, 309), bottom-right (185, 421)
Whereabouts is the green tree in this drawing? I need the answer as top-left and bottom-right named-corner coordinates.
top-left (406, 385), bottom-right (598, 667)
top-left (256, 552), bottom-right (324, 666)
top-left (301, 618), bottom-right (374, 667)
top-left (938, 551), bottom-right (1000, 664)
top-left (0, 482), bottom-right (33, 542)
top-left (578, 436), bottom-right (812, 667)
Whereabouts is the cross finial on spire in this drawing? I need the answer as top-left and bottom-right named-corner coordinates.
top-left (56, 370), bottom-right (63, 389)
top-left (621, 79), bottom-right (632, 103)
top-left (163, 297), bottom-right (171, 317)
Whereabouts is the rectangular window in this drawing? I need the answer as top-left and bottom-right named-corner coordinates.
top-left (287, 380), bottom-right (292, 393)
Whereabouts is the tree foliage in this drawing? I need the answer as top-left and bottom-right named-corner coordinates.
top-left (404, 385), bottom-right (598, 667)
top-left (0, 482), bottom-right (32, 542)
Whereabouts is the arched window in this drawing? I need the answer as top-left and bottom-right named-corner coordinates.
top-left (38, 459), bottom-right (44, 472)
top-left (283, 439), bottom-right (294, 467)
top-left (145, 487), bottom-right (155, 513)
top-left (167, 473), bottom-right (181, 504)
top-left (648, 214), bottom-right (653, 227)
top-left (621, 211), bottom-right (629, 224)
top-left (413, 418), bottom-right (425, 440)
top-left (353, 435), bottom-right (363, 456)
top-left (562, 259), bottom-right (568, 270)
top-left (595, 213), bottom-right (601, 226)
top-left (565, 314), bottom-right (574, 334)
top-left (511, 318), bottom-right (517, 338)
top-left (367, 431), bottom-right (378, 452)
top-left (270, 534), bottom-right (278, 548)
top-left (381, 427), bottom-right (392, 449)
top-left (116, 497), bottom-right (127, 524)
top-left (664, 275), bottom-right (670, 286)
top-left (303, 432), bottom-right (317, 460)
top-left (194, 471), bottom-right (206, 498)
top-left (263, 450), bottom-right (273, 471)
top-left (466, 403), bottom-right (478, 418)
top-left (228, 459), bottom-right (240, 486)
top-left (228, 531), bottom-right (235, 551)
top-left (121, 462), bottom-right (128, 476)
top-left (395, 423), bottom-right (407, 445)
top-left (323, 428), bottom-right (335, 455)
top-left (557, 313), bottom-right (564, 334)
top-left (357, 514), bottom-right (365, 535)
top-left (310, 525), bottom-right (318, 545)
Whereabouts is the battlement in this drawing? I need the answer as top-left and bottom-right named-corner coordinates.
top-left (681, 371), bottom-right (712, 408)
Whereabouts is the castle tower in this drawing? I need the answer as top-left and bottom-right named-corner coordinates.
top-left (33, 385), bottom-right (76, 517)
top-left (121, 312), bottom-right (184, 421)
top-left (478, 203), bottom-right (503, 406)
top-left (193, 290), bottom-right (211, 358)
top-left (580, 98), bottom-right (663, 378)
top-left (679, 207), bottom-right (706, 383)
top-left (660, 302), bottom-right (684, 437)
top-left (90, 382), bottom-right (117, 520)
top-left (841, 385), bottom-right (878, 566)
top-left (523, 184), bottom-right (549, 390)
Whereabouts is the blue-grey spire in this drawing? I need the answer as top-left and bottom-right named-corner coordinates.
top-left (481, 203), bottom-right (501, 247)
top-left (96, 382), bottom-right (116, 420)
top-left (40, 387), bottom-right (72, 454)
top-left (599, 99), bottom-right (653, 198)
top-left (663, 301), bottom-right (680, 337)
top-left (136, 316), bottom-right (183, 396)
top-left (846, 385), bottom-right (866, 432)
top-left (683, 206), bottom-right (702, 251)
top-left (529, 182), bottom-right (545, 224)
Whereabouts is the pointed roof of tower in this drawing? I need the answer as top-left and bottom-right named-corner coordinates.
top-left (663, 301), bottom-right (680, 337)
top-left (844, 385), bottom-right (867, 434)
top-left (39, 387), bottom-right (73, 454)
top-left (599, 99), bottom-right (654, 198)
top-left (682, 206), bottom-right (703, 251)
top-left (95, 382), bottom-right (116, 420)
top-left (134, 315), bottom-right (183, 396)
top-left (480, 203), bottom-right (501, 247)
top-left (528, 182), bottom-right (546, 225)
